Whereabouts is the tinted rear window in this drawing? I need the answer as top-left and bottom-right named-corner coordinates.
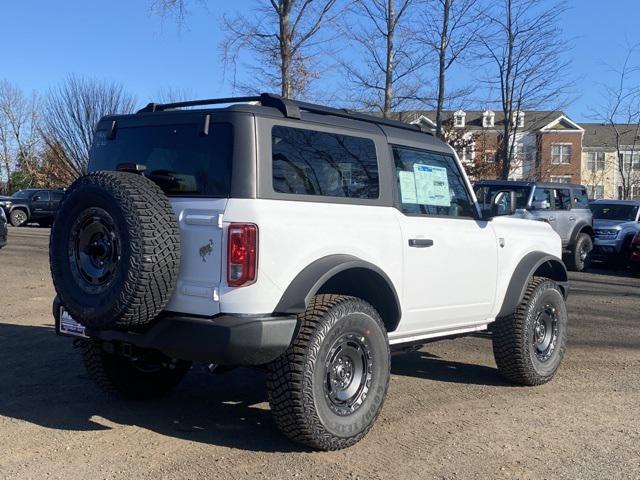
top-left (89, 123), bottom-right (233, 197)
top-left (271, 126), bottom-right (379, 199)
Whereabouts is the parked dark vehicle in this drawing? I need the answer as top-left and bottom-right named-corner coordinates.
top-left (0, 206), bottom-right (7, 248)
top-left (475, 180), bottom-right (594, 271)
top-left (2, 189), bottom-right (65, 227)
top-left (589, 200), bottom-right (640, 267)
top-left (630, 232), bottom-right (640, 268)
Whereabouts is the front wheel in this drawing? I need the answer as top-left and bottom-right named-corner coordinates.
top-left (10, 209), bottom-right (27, 227)
top-left (267, 295), bottom-right (390, 450)
top-left (492, 277), bottom-right (568, 386)
top-left (80, 340), bottom-right (191, 399)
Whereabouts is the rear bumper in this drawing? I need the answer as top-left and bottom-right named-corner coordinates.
top-left (53, 298), bottom-right (298, 365)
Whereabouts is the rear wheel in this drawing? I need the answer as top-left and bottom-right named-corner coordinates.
top-left (79, 340), bottom-right (191, 399)
top-left (267, 295), bottom-right (390, 450)
top-left (10, 209), bottom-right (27, 227)
top-left (492, 277), bottom-right (567, 385)
top-left (566, 233), bottom-right (592, 272)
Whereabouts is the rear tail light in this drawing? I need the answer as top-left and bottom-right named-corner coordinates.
top-left (227, 223), bottom-right (258, 287)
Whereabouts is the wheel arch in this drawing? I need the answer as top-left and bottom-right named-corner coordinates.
top-left (569, 222), bottom-right (594, 248)
top-left (9, 204), bottom-right (30, 217)
top-left (497, 251), bottom-right (568, 318)
top-left (273, 254), bottom-right (402, 332)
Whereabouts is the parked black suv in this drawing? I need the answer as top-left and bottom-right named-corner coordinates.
top-left (1, 189), bottom-right (65, 227)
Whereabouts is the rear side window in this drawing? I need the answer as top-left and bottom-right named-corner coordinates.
top-left (554, 188), bottom-right (572, 210)
top-left (89, 123), bottom-right (234, 197)
top-left (573, 188), bottom-right (589, 208)
top-left (533, 187), bottom-right (553, 209)
top-left (271, 126), bottom-right (379, 199)
top-left (392, 146), bottom-right (475, 218)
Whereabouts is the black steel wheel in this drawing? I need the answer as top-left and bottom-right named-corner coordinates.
top-left (267, 295), bottom-right (390, 450)
top-left (492, 277), bottom-right (568, 385)
top-left (69, 208), bottom-right (121, 294)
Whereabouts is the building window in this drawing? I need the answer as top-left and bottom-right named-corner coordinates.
top-left (632, 185), bottom-right (640, 200)
top-left (587, 184), bottom-right (605, 199)
top-left (551, 144), bottom-right (572, 164)
top-left (620, 151), bottom-right (640, 171)
top-left (513, 111), bottom-right (525, 128)
top-left (482, 110), bottom-right (495, 128)
top-left (550, 175), bottom-right (572, 184)
top-left (586, 151), bottom-right (606, 171)
top-left (454, 110), bottom-right (466, 128)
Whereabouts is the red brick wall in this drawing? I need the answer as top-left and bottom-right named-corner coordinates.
top-left (536, 132), bottom-right (583, 183)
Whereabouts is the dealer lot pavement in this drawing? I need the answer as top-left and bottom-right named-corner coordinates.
top-left (0, 227), bottom-right (639, 480)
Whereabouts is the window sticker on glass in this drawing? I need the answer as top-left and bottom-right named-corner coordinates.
top-left (398, 171), bottom-right (418, 204)
top-left (413, 164), bottom-right (450, 207)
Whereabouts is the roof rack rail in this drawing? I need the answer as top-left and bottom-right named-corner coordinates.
top-left (137, 93), bottom-right (426, 134)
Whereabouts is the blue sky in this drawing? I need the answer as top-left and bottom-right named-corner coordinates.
top-left (1, 0), bottom-right (639, 121)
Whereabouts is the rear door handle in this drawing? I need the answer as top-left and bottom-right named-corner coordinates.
top-left (569, 216), bottom-right (576, 221)
top-left (547, 216), bottom-right (556, 222)
top-left (409, 238), bottom-right (434, 248)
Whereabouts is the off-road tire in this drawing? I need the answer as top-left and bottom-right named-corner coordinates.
top-left (49, 171), bottom-right (180, 330)
top-left (79, 340), bottom-right (191, 399)
top-left (492, 277), bottom-right (567, 386)
top-left (267, 295), bottom-right (390, 451)
top-left (10, 209), bottom-right (27, 227)
top-left (566, 233), bottom-right (592, 272)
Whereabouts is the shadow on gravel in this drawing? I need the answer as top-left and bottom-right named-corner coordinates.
top-left (0, 322), bottom-right (305, 453)
top-left (391, 350), bottom-right (510, 387)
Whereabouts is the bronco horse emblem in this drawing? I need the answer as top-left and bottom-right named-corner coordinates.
top-left (199, 239), bottom-right (214, 262)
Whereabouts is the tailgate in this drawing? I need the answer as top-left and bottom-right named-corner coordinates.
top-left (165, 198), bottom-right (227, 316)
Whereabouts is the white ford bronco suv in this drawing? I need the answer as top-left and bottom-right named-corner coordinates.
top-left (50, 94), bottom-right (569, 450)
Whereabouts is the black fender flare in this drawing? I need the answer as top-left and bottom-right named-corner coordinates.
top-left (568, 222), bottom-right (594, 248)
top-left (498, 251), bottom-right (568, 318)
top-left (274, 254), bottom-right (401, 327)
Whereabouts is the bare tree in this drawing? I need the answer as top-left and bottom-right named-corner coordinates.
top-left (221, 0), bottom-right (338, 99)
top-left (592, 44), bottom-right (640, 200)
top-left (479, 0), bottom-right (571, 179)
top-left (418, 0), bottom-right (482, 137)
top-left (149, 0), bottom-right (191, 26)
top-left (41, 75), bottom-right (136, 179)
top-left (341, 0), bottom-right (428, 117)
top-left (0, 81), bottom-right (40, 194)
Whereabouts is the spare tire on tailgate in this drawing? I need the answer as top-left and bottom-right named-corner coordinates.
top-left (50, 171), bottom-right (180, 330)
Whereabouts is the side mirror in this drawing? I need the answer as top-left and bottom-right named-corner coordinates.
top-left (487, 190), bottom-right (517, 218)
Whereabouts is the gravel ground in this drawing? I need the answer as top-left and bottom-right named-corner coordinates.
top-left (0, 226), bottom-right (639, 480)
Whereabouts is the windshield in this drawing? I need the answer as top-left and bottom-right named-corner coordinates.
top-left (590, 203), bottom-right (639, 222)
top-left (89, 122), bottom-right (234, 197)
top-left (474, 185), bottom-right (531, 210)
top-left (11, 190), bottom-right (33, 199)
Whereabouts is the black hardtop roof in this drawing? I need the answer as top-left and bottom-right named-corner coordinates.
top-left (475, 179), bottom-right (586, 190)
top-left (99, 93), bottom-right (453, 153)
